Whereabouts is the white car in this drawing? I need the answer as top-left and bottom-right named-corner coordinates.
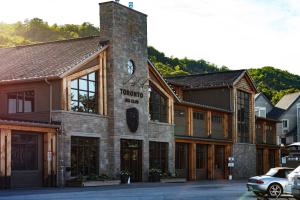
top-left (290, 166), bottom-right (300, 199)
top-left (247, 167), bottom-right (294, 197)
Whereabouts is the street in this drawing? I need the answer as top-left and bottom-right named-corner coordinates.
top-left (0, 181), bottom-right (296, 200)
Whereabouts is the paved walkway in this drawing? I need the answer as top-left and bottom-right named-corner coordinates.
top-left (0, 180), bottom-right (295, 200)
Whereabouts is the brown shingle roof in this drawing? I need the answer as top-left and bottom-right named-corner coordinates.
top-left (0, 36), bottom-right (101, 82)
top-left (166, 70), bottom-right (246, 89)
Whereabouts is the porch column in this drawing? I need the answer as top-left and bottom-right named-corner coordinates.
top-left (188, 143), bottom-right (196, 180)
top-left (208, 144), bottom-right (215, 180)
top-left (0, 129), bottom-right (11, 189)
top-left (44, 132), bottom-right (57, 186)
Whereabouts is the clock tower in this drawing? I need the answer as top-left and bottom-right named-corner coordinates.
top-left (99, 1), bottom-right (149, 180)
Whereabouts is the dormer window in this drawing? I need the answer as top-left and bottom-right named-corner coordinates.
top-left (255, 107), bottom-right (266, 118)
top-left (70, 71), bottom-right (98, 113)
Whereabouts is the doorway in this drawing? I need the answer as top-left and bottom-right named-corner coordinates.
top-left (214, 145), bottom-right (225, 179)
top-left (11, 132), bottom-right (43, 188)
top-left (120, 139), bottom-right (143, 182)
top-left (175, 143), bottom-right (189, 179)
top-left (196, 144), bottom-right (208, 180)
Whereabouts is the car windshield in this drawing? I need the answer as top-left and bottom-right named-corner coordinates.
top-left (265, 168), bottom-right (279, 176)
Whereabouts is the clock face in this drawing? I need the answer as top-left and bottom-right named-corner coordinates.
top-left (127, 60), bottom-right (135, 75)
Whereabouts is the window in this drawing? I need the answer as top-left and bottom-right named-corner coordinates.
top-left (71, 71), bottom-right (98, 113)
top-left (237, 90), bottom-right (250, 143)
top-left (255, 107), bottom-right (266, 118)
top-left (282, 119), bottom-right (289, 130)
top-left (71, 136), bottom-right (99, 176)
top-left (149, 86), bottom-right (168, 123)
top-left (193, 111), bottom-right (206, 137)
top-left (196, 144), bottom-right (208, 169)
top-left (211, 113), bottom-right (224, 138)
top-left (174, 107), bottom-right (187, 135)
top-left (8, 91), bottom-right (34, 113)
top-left (149, 142), bottom-right (168, 173)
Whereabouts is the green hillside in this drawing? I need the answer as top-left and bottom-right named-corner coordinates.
top-left (1, 18), bottom-right (299, 104)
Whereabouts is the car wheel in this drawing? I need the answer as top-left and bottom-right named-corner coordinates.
top-left (268, 183), bottom-right (282, 198)
top-left (253, 191), bottom-right (265, 197)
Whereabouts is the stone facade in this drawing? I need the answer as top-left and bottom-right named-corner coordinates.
top-left (51, 2), bottom-right (176, 184)
top-left (232, 143), bottom-right (256, 179)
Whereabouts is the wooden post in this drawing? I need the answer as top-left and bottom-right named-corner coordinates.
top-left (43, 132), bottom-right (57, 186)
top-left (98, 54), bottom-right (104, 115)
top-left (206, 111), bottom-right (212, 136)
top-left (103, 50), bottom-right (107, 116)
top-left (263, 122), bottom-right (266, 144)
top-left (224, 145), bottom-right (231, 179)
top-left (188, 143), bottom-right (196, 180)
top-left (224, 114), bottom-right (228, 138)
top-left (0, 129), bottom-right (11, 189)
top-left (263, 148), bottom-right (269, 174)
top-left (188, 108), bottom-right (193, 136)
top-left (208, 144), bottom-right (215, 180)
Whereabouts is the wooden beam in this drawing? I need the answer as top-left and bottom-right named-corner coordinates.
top-left (208, 144), bottom-right (215, 180)
top-left (263, 148), bottom-right (269, 174)
top-left (224, 114), bottom-right (228, 138)
top-left (263, 122), bottom-right (266, 144)
top-left (61, 78), bottom-right (67, 110)
top-left (206, 111), bottom-right (212, 136)
top-left (188, 143), bottom-right (196, 180)
top-left (0, 125), bottom-right (56, 133)
top-left (188, 107), bottom-right (193, 136)
top-left (103, 50), bottom-right (108, 116)
top-left (98, 54), bottom-right (104, 115)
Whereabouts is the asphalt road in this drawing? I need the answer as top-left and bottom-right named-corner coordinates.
top-left (0, 181), bottom-right (296, 200)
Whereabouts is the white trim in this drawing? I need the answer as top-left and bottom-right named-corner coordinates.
top-left (255, 106), bottom-right (266, 118)
top-left (282, 119), bottom-right (289, 130)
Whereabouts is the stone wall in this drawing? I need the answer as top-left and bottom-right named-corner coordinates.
top-left (51, 110), bottom-right (110, 185)
top-left (232, 143), bottom-right (256, 179)
top-left (148, 121), bottom-right (175, 174)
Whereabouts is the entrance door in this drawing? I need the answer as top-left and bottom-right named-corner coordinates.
top-left (214, 145), bottom-right (225, 179)
top-left (11, 132), bottom-right (43, 188)
top-left (175, 143), bottom-right (189, 178)
top-left (196, 144), bottom-right (208, 180)
top-left (121, 139), bottom-right (142, 182)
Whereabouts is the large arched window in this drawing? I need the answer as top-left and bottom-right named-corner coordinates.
top-left (149, 85), bottom-right (168, 123)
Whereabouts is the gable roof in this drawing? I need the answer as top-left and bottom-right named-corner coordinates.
top-left (255, 92), bottom-right (273, 107)
top-left (275, 92), bottom-right (300, 110)
top-left (166, 70), bottom-right (256, 92)
top-left (0, 36), bottom-right (104, 83)
top-left (267, 107), bottom-right (286, 120)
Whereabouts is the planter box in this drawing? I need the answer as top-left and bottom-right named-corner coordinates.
top-left (161, 178), bottom-right (187, 183)
top-left (66, 179), bottom-right (120, 187)
top-left (83, 180), bottom-right (121, 187)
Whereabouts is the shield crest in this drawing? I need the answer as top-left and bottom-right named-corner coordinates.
top-left (126, 107), bottom-right (139, 132)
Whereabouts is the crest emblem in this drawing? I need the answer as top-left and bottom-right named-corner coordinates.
top-left (126, 107), bottom-right (139, 132)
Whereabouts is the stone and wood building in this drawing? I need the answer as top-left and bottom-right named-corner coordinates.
top-left (0, 1), bottom-right (280, 188)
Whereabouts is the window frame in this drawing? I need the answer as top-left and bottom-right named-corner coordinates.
top-left (149, 85), bottom-right (169, 123)
top-left (237, 90), bottom-right (250, 143)
top-left (282, 119), bottom-right (289, 130)
top-left (70, 71), bottom-right (98, 114)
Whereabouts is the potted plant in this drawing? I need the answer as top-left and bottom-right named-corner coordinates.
top-left (120, 170), bottom-right (131, 184)
top-left (149, 168), bottom-right (162, 182)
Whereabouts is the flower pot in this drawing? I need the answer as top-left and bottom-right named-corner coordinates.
top-left (121, 175), bottom-right (130, 184)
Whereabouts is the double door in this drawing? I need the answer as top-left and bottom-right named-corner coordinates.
top-left (121, 139), bottom-right (142, 182)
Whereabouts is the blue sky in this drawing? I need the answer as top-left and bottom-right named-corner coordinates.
top-left (1, 0), bottom-right (300, 75)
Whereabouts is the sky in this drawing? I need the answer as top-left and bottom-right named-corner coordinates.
top-left (1, 0), bottom-right (300, 75)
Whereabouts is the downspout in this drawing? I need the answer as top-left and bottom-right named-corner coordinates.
top-left (44, 78), bottom-right (52, 123)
